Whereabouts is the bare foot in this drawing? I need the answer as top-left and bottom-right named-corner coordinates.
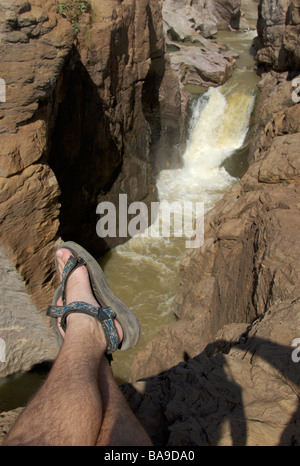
top-left (55, 248), bottom-right (123, 349)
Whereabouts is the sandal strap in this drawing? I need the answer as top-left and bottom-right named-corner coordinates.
top-left (47, 301), bottom-right (119, 354)
top-left (60, 255), bottom-right (86, 306)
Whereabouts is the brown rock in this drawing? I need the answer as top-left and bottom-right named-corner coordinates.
top-left (0, 409), bottom-right (23, 446)
top-left (256, 0), bottom-right (300, 70)
top-left (122, 299), bottom-right (300, 445)
top-left (168, 40), bottom-right (238, 88)
top-left (162, 0), bottom-right (240, 91)
top-left (258, 133), bottom-right (300, 183)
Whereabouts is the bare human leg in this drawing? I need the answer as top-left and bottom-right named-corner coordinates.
top-left (5, 249), bottom-right (152, 446)
top-left (96, 355), bottom-right (152, 446)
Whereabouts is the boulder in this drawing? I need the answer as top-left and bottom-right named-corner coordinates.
top-left (168, 39), bottom-right (238, 87)
top-left (162, 0), bottom-right (243, 41)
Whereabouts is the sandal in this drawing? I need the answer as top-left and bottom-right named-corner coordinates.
top-left (46, 241), bottom-right (141, 354)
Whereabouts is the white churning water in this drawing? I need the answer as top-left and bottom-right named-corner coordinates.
top-left (157, 87), bottom-right (255, 207)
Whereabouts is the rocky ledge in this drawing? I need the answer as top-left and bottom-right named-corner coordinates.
top-left (0, 0), bottom-right (187, 316)
top-left (162, 0), bottom-right (245, 90)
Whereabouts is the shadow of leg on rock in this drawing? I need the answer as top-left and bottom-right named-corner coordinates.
top-left (121, 334), bottom-right (300, 446)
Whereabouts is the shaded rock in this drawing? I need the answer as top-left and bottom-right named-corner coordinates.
top-left (0, 244), bottom-right (58, 378)
top-left (122, 298), bottom-right (300, 446)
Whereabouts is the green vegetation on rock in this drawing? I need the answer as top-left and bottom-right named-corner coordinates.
top-left (57, 0), bottom-right (91, 32)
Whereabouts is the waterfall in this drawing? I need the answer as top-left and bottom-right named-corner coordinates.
top-left (101, 84), bottom-right (256, 382)
top-left (157, 87), bottom-right (255, 208)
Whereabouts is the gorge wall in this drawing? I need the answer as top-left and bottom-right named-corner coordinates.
top-left (0, 0), bottom-right (184, 311)
top-left (255, 0), bottom-right (300, 71)
top-left (121, 0), bottom-right (300, 446)
top-left (0, 0), bottom-right (244, 379)
top-left (0, 0), bottom-right (186, 377)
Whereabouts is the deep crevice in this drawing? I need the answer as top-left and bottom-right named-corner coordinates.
top-left (47, 46), bottom-right (123, 257)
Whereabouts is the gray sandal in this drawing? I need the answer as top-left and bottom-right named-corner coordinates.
top-left (46, 241), bottom-right (141, 353)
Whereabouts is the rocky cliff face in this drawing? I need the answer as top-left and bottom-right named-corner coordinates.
top-left (0, 0), bottom-right (184, 375)
top-left (0, 0), bottom-right (184, 313)
top-left (124, 77), bottom-right (300, 446)
top-left (123, 0), bottom-right (300, 446)
top-left (255, 0), bottom-right (300, 70)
